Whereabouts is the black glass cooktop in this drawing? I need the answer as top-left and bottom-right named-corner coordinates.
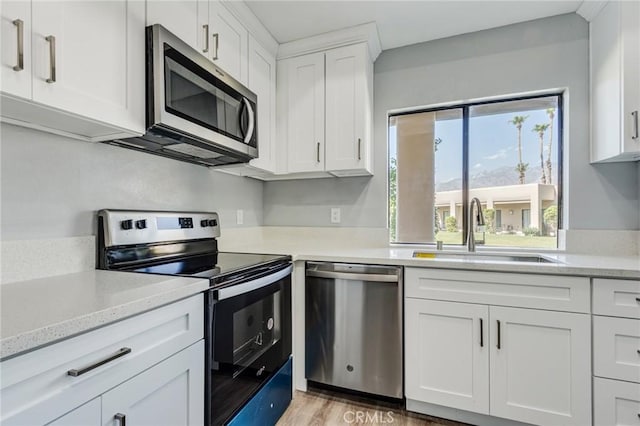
top-left (130, 252), bottom-right (290, 282)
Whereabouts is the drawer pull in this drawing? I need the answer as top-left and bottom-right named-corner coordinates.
top-left (636, 297), bottom-right (640, 303)
top-left (67, 347), bottom-right (131, 377)
top-left (115, 413), bottom-right (126, 426)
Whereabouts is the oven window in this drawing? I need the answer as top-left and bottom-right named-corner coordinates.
top-left (163, 48), bottom-right (252, 144)
top-left (233, 290), bottom-right (281, 371)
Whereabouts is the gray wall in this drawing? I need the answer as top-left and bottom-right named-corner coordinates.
top-left (1, 123), bottom-right (264, 240)
top-left (264, 13), bottom-right (640, 230)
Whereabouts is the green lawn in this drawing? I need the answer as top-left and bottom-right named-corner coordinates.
top-left (434, 231), bottom-right (557, 249)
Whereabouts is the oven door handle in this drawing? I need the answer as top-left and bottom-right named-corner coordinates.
top-left (217, 265), bottom-right (292, 300)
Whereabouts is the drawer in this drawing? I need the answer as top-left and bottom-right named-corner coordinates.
top-left (593, 278), bottom-right (640, 319)
top-left (594, 377), bottom-right (640, 426)
top-left (594, 316), bottom-right (640, 383)
top-left (0, 294), bottom-right (203, 426)
top-left (405, 268), bottom-right (590, 313)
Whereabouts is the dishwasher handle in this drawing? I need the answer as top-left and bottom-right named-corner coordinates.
top-left (306, 269), bottom-right (398, 282)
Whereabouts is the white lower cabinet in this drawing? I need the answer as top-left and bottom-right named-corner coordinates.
top-left (405, 299), bottom-right (489, 414)
top-left (0, 295), bottom-right (204, 426)
top-left (594, 377), bottom-right (640, 426)
top-left (404, 268), bottom-right (592, 426)
top-left (489, 306), bottom-right (591, 426)
top-left (101, 341), bottom-right (204, 426)
top-left (593, 278), bottom-right (640, 426)
top-left (47, 398), bottom-right (101, 426)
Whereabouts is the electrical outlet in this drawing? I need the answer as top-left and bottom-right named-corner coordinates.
top-left (236, 209), bottom-right (244, 225)
top-left (330, 208), bottom-right (341, 224)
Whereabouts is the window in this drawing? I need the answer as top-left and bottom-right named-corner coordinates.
top-left (388, 94), bottom-right (562, 248)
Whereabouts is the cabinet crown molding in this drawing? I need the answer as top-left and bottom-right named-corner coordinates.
top-left (577, 1), bottom-right (608, 22)
top-left (276, 22), bottom-right (382, 61)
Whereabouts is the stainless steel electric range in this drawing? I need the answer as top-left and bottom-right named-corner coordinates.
top-left (97, 210), bottom-right (292, 426)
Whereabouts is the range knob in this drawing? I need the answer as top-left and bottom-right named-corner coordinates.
top-left (208, 219), bottom-right (217, 227)
top-left (120, 219), bottom-right (133, 230)
top-left (200, 219), bottom-right (209, 227)
top-left (135, 219), bottom-right (147, 229)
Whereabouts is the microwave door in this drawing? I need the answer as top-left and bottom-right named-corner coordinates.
top-left (164, 57), bottom-right (223, 134)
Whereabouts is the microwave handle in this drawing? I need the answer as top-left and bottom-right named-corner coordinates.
top-left (242, 98), bottom-right (255, 144)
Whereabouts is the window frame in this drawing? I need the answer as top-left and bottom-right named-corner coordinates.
top-left (388, 92), bottom-right (564, 247)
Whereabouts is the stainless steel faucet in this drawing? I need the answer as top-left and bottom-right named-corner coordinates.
top-left (467, 197), bottom-right (485, 252)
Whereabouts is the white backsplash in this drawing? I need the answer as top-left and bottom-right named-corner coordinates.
top-left (559, 229), bottom-right (640, 256)
top-left (1, 236), bottom-right (96, 284)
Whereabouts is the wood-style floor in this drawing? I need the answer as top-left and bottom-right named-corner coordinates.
top-left (277, 388), bottom-right (469, 426)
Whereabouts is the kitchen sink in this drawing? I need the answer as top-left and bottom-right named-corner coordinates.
top-left (412, 251), bottom-right (558, 264)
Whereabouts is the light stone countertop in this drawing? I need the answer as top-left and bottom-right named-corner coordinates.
top-left (0, 270), bottom-right (209, 360)
top-left (225, 243), bottom-right (640, 279)
top-left (295, 248), bottom-right (640, 279)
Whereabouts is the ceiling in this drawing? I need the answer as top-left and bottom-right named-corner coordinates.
top-left (245, 0), bottom-right (584, 51)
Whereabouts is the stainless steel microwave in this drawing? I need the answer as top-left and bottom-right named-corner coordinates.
top-left (110, 24), bottom-right (258, 167)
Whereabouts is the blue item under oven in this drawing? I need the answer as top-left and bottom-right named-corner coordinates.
top-left (227, 357), bottom-right (292, 426)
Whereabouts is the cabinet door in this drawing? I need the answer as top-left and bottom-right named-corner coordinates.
top-left (622, 0), bottom-right (640, 155)
top-left (285, 52), bottom-right (325, 173)
top-left (405, 299), bottom-right (489, 414)
top-left (46, 398), bottom-right (100, 426)
top-left (325, 43), bottom-right (371, 173)
top-left (208, 1), bottom-right (247, 84)
top-left (101, 341), bottom-right (204, 426)
top-left (146, 0), bottom-right (208, 55)
top-left (247, 35), bottom-right (276, 173)
top-left (1, 1), bottom-right (31, 99)
top-left (31, 0), bottom-right (144, 134)
top-left (489, 307), bottom-right (591, 426)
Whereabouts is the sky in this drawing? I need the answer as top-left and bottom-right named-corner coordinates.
top-left (389, 105), bottom-right (559, 186)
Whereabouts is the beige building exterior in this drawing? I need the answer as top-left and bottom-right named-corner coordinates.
top-left (435, 183), bottom-right (557, 234)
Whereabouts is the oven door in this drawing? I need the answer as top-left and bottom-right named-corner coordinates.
top-left (206, 263), bottom-right (292, 426)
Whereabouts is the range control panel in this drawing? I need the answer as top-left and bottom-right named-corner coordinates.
top-left (99, 210), bottom-right (221, 247)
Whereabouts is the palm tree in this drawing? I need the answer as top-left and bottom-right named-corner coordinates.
top-left (509, 115), bottom-right (528, 184)
top-left (532, 123), bottom-right (550, 184)
top-left (545, 108), bottom-right (555, 184)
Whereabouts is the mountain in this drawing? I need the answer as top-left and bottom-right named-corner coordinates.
top-left (436, 164), bottom-right (557, 191)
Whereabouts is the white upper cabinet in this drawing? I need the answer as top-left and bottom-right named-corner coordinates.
top-left (325, 43), bottom-right (373, 174)
top-left (1, 0), bottom-right (145, 141)
top-left (1, 1), bottom-right (32, 99)
top-left (591, 0), bottom-right (640, 162)
top-left (31, 1), bottom-right (144, 135)
top-left (246, 35), bottom-right (276, 173)
top-left (282, 52), bottom-right (326, 174)
top-left (276, 35), bottom-right (377, 179)
top-left (146, 0), bottom-right (208, 54)
top-left (208, 0), bottom-right (247, 84)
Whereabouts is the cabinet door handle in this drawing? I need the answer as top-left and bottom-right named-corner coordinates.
top-left (317, 142), bottom-right (321, 163)
top-left (212, 33), bottom-right (219, 60)
top-left (45, 35), bottom-right (56, 83)
top-left (632, 111), bottom-right (639, 140)
top-left (496, 320), bottom-right (501, 350)
top-left (358, 138), bottom-right (362, 160)
top-left (479, 318), bottom-right (484, 347)
top-left (114, 413), bottom-right (126, 426)
top-left (12, 19), bottom-right (24, 71)
top-left (202, 24), bottom-right (209, 53)
top-left (635, 297), bottom-right (640, 303)
top-left (67, 347), bottom-right (131, 377)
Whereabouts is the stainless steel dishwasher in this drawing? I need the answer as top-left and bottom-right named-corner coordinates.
top-left (305, 262), bottom-right (403, 399)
